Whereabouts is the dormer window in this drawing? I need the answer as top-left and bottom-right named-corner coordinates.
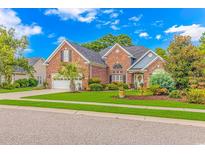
top-left (61, 49), bottom-right (70, 62)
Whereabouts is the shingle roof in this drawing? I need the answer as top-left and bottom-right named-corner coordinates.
top-left (99, 45), bottom-right (150, 61)
top-left (69, 42), bottom-right (105, 65)
top-left (14, 58), bottom-right (45, 73)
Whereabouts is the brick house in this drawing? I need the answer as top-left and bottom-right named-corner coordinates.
top-left (44, 39), bottom-right (165, 90)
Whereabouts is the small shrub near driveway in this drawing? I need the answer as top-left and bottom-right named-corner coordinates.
top-left (169, 90), bottom-right (182, 98)
top-left (89, 83), bottom-right (103, 91)
top-left (28, 78), bottom-right (38, 87)
top-left (14, 78), bottom-right (38, 88)
top-left (186, 89), bottom-right (205, 104)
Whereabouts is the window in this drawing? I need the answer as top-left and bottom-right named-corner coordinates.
top-left (112, 75), bottom-right (123, 82)
top-left (61, 49), bottom-right (70, 62)
top-left (37, 76), bottom-right (42, 85)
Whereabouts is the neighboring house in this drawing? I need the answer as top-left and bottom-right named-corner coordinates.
top-left (45, 39), bottom-right (165, 90)
top-left (0, 58), bottom-right (46, 86)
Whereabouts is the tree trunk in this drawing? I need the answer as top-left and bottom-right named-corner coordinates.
top-left (70, 79), bottom-right (76, 92)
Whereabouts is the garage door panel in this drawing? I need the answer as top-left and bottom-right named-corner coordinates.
top-left (52, 79), bottom-right (82, 90)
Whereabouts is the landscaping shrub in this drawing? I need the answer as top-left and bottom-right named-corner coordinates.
top-left (186, 89), bottom-right (205, 104)
top-left (28, 78), bottom-right (38, 87)
top-left (150, 69), bottom-right (175, 91)
top-left (88, 77), bottom-right (101, 85)
top-left (13, 82), bottom-right (21, 88)
top-left (1, 82), bottom-right (15, 89)
top-left (107, 83), bottom-right (119, 90)
top-left (148, 85), bottom-right (168, 95)
top-left (112, 82), bottom-right (129, 89)
top-left (89, 83), bottom-right (103, 91)
top-left (14, 79), bottom-right (29, 88)
top-left (169, 90), bottom-right (181, 98)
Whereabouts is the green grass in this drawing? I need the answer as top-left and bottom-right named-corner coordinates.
top-left (0, 87), bottom-right (34, 93)
top-left (1, 99), bottom-right (205, 121)
top-left (25, 90), bottom-right (205, 110)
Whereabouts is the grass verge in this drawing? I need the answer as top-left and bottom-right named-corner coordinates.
top-left (1, 99), bottom-right (205, 121)
top-left (24, 91), bottom-right (205, 110)
top-left (0, 87), bottom-right (34, 93)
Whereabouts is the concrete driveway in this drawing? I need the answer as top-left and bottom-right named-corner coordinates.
top-left (0, 89), bottom-right (68, 100)
top-left (1, 107), bottom-right (205, 144)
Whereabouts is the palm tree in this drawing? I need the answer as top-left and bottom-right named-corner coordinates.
top-left (59, 63), bottom-right (82, 92)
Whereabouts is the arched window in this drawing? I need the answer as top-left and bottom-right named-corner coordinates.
top-left (113, 64), bottom-right (123, 69)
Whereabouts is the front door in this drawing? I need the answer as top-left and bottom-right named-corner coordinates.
top-left (134, 73), bottom-right (144, 88)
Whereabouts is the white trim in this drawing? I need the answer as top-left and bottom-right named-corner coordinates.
top-left (141, 57), bottom-right (159, 70)
top-left (102, 43), bottom-right (133, 58)
top-left (127, 49), bottom-right (165, 71)
top-left (44, 39), bottom-right (90, 64)
top-left (127, 50), bottom-right (150, 71)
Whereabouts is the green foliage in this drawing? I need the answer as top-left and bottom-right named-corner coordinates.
top-left (0, 27), bottom-right (32, 84)
top-left (186, 89), bottom-right (205, 104)
top-left (13, 82), bottom-right (20, 88)
top-left (0, 82), bottom-right (15, 89)
top-left (169, 90), bottom-right (181, 98)
top-left (81, 34), bottom-right (133, 52)
top-left (155, 48), bottom-right (168, 60)
top-left (28, 78), bottom-right (38, 87)
top-left (107, 83), bottom-right (119, 90)
top-left (150, 69), bottom-right (175, 91)
top-left (89, 83), bottom-right (103, 91)
top-left (148, 85), bottom-right (169, 95)
top-left (112, 82), bottom-right (129, 89)
top-left (166, 35), bottom-right (205, 89)
top-left (88, 77), bottom-right (101, 85)
top-left (59, 63), bottom-right (82, 91)
top-left (14, 79), bottom-right (29, 88)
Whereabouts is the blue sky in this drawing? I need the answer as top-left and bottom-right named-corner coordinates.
top-left (0, 8), bottom-right (205, 59)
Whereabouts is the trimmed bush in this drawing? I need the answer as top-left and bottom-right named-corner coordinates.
top-left (148, 85), bottom-right (168, 95)
top-left (112, 82), bottom-right (129, 89)
top-left (150, 69), bottom-right (175, 91)
top-left (169, 90), bottom-right (181, 98)
top-left (107, 83), bottom-right (119, 90)
top-left (186, 89), bottom-right (205, 104)
top-left (13, 82), bottom-right (21, 88)
top-left (88, 77), bottom-right (101, 85)
top-left (14, 79), bottom-right (29, 88)
top-left (28, 78), bottom-right (38, 87)
top-left (89, 83), bottom-right (103, 91)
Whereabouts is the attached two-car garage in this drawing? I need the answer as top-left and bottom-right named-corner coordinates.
top-left (51, 74), bottom-right (82, 90)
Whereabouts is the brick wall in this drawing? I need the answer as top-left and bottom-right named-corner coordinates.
top-left (143, 58), bottom-right (165, 87)
top-left (91, 65), bottom-right (108, 84)
top-left (104, 45), bottom-right (132, 83)
top-left (46, 42), bottom-right (89, 89)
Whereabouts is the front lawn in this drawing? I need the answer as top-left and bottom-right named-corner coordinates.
top-left (0, 87), bottom-right (34, 93)
top-left (1, 99), bottom-right (205, 122)
top-left (25, 90), bottom-right (205, 110)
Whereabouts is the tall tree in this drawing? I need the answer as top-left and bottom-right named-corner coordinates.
top-left (0, 27), bottom-right (31, 84)
top-left (166, 35), bottom-right (205, 89)
top-left (199, 32), bottom-right (205, 53)
top-left (58, 63), bottom-right (82, 92)
top-left (82, 34), bottom-right (133, 52)
top-left (155, 48), bottom-right (168, 60)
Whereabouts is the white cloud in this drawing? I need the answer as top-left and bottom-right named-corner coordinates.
top-left (110, 19), bottom-right (120, 30)
top-left (155, 34), bottom-right (162, 40)
top-left (103, 9), bottom-right (114, 14)
top-left (0, 9), bottom-right (42, 38)
top-left (110, 13), bottom-right (119, 18)
top-left (45, 8), bottom-right (98, 23)
top-left (48, 33), bottom-right (56, 38)
top-left (110, 25), bottom-right (120, 30)
top-left (139, 32), bottom-right (149, 38)
top-left (165, 24), bottom-right (205, 41)
top-left (152, 20), bottom-right (164, 27)
top-left (129, 14), bottom-right (143, 22)
top-left (55, 36), bottom-right (66, 44)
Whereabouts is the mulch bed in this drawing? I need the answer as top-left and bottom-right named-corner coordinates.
top-left (121, 95), bottom-right (186, 102)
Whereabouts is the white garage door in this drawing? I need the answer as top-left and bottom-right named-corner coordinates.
top-left (52, 79), bottom-right (82, 90)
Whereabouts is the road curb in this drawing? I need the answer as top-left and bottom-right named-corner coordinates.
top-left (1, 105), bottom-right (205, 128)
